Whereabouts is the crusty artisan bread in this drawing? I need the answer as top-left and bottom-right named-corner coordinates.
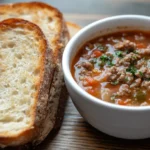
top-left (66, 22), bottom-right (81, 37)
top-left (0, 2), bottom-right (81, 148)
top-left (50, 22), bottom-right (81, 130)
top-left (0, 18), bottom-right (54, 148)
top-left (0, 2), bottom-right (69, 147)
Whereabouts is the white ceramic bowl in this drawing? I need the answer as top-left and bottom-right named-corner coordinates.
top-left (62, 15), bottom-right (150, 139)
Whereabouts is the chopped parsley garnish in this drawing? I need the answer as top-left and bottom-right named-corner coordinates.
top-left (126, 65), bottom-right (137, 75)
top-left (99, 55), bottom-right (114, 67)
top-left (139, 71), bottom-right (143, 77)
top-left (115, 51), bottom-right (123, 58)
top-left (111, 81), bottom-right (119, 85)
top-left (100, 55), bottom-right (109, 62)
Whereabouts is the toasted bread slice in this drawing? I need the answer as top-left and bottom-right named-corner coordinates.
top-left (66, 22), bottom-right (81, 37)
top-left (0, 18), bottom-right (54, 147)
top-left (0, 2), bottom-right (69, 147)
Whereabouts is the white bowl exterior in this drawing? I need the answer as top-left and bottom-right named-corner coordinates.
top-left (63, 15), bottom-right (150, 139)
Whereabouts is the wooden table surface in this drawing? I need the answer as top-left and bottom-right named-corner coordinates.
top-left (1, 0), bottom-right (150, 149)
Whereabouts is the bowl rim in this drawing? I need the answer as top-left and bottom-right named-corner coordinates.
top-left (62, 14), bottom-right (150, 111)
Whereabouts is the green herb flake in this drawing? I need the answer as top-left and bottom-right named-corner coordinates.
top-left (115, 51), bottom-right (123, 58)
top-left (100, 55), bottom-right (109, 62)
top-left (111, 81), bottom-right (119, 85)
top-left (99, 54), bottom-right (114, 67)
top-left (139, 71), bottom-right (143, 77)
top-left (126, 65), bottom-right (137, 75)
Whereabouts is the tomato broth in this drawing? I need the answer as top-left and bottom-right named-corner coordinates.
top-left (72, 31), bottom-right (150, 106)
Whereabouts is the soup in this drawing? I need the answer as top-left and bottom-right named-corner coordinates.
top-left (72, 31), bottom-right (150, 106)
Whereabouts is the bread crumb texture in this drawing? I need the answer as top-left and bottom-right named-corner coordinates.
top-left (0, 5), bottom-right (61, 52)
top-left (0, 27), bottom-right (41, 135)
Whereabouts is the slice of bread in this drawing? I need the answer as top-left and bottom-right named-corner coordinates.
top-left (0, 2), bottom-right (69, 147)
top-left (0, 22), bottom-right (80, 150)
top-left (0, 18), bottom-right (54, 148)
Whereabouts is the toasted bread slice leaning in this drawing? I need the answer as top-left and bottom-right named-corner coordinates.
top-left (0, 1), bottom-right (69, 146)
top-left (0, 18), bottom-right (54, 148)
top-left (0, 2), bottom-right (81, 148)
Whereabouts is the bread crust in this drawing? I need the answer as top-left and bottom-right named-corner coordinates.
top-left (52, 22), bottom-right (80, 130)
top-left (33, 9), bottom-right (70, 146)
top-left (0, 18), bottom-right (54, 147)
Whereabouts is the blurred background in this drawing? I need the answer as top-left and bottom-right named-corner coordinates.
top-left (0, 0), bottom-right (150, 26)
